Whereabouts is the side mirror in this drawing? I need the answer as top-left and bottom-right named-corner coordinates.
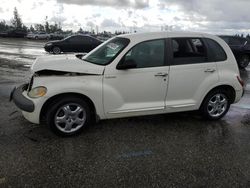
top-left (116, 59), bottom-right (137, 70)
top-left (75, 53), bottom-right (87, 59)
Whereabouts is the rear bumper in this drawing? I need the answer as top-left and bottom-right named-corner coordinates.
top-left (10, 84), bottom-right (35, 113)
top-left (234, 88), bottom-right (244, 103)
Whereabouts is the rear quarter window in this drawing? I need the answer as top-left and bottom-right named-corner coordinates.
top-left (204, 38), bottom-right (227, 62)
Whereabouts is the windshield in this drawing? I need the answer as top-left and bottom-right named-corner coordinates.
top-left (83, 37), bottom-right (130, 65)
top-left (63, 35), bottom-right (73, 41)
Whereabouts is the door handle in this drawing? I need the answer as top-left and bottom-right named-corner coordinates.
top-left (154, 72), bottom-right (168, 77)
top-left (204, 68), bottom-right (216, 73)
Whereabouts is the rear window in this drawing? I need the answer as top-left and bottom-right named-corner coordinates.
top-left (205, 38), bottom-right (227, 62)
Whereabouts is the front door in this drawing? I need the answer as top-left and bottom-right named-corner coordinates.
top-left (103, 39), bottom-right (170, 118)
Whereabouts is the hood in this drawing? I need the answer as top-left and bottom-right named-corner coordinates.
top-left (49, 40), bottom-right (61, 43)
top-left (45, 40), bottom-right (61, 45)
top-left (31, 54), bottom-right (105, 75)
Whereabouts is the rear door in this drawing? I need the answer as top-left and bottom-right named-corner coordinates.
top-left (165, 37), bottom-right (219, 112)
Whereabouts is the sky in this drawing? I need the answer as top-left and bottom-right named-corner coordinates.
top-left (0, 0), bottom-right (250, 34)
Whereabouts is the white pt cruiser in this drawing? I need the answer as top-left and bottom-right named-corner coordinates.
top-left (11, 32), bottom-right (244, 136)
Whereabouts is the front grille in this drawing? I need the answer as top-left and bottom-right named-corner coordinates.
top-left (27, 76), bottom-right (34, 91)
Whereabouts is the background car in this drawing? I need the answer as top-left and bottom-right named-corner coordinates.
top-left (0, 31), bottom-right (7, 37)
top-left (44, 34), bottom-right (102, 54)
top-left (49, 32), bottom-right (65, 40)
top-left (27, 32), bottom-right (50, 40)
top-left (0, 30), bottom-right (27, 38)
top-left (219, 35), bottom-right (250, 68)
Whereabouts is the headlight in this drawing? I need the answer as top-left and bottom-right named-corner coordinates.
top-left (46, 43), bottom-right (52, 46)
top-left (28, 86), bottom-right (47, 98)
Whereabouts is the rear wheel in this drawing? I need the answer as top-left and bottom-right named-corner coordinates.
top-left (200, 89), bottom-right (230, 120)
top-left (52, 46), bottom-right (61, 54)
top-left (238, 54), bottom-right (250, 69)
top-left (46, 97), bottom-right (91, 136)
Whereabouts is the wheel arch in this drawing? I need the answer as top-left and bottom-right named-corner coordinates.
top-left (40, 92), bottom-right (98, 124)
top-left (199, 85), bottom-right (236, 109)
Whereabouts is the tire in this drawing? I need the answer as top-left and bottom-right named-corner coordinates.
top-left (52, 46), bottom-right (61, 54)
top-left (46, 96), bottom-right (91, 136)
top-left (238, 54), bottom-right (250, 69)
top-left (200, 89), bottom-right (230, 120)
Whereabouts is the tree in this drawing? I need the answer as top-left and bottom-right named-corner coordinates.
top-left (11, 7), bottom-right (23, 30)
top-left (49, 23), bottom-right (61, 33)
top-left (35, 24), bottom-right (45, 32)
top-left (29, 25), bottom-right (35, 32)
top-left (246, 34), bottom-right (250, 40)
top-left (22, 25), bottom-right (28, 32)
top-left (78, 27), bottom-right (83, 33)
top-left (0, 20), bottom-right (9, 31)
top-left (45, 16), bottom-right (50, 33)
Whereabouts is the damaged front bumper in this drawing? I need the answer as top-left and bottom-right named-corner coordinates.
top-left (10, 84), bottom-right (35, 113)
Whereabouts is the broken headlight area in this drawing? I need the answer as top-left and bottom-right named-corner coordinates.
top-left (27, 75), bottom-right (34, 92)
top-left (28, 86), bottom-right (47, 98)
top-left (26, 69), bottom-right (99, 92)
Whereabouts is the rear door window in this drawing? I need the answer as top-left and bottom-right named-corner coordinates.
top-left (171, 38), bottom-right (207, 65)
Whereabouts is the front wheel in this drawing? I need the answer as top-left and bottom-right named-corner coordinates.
top-left (200, 90), bottom-right (230, 120)
top-left (46, 97), bottom-right (91, 136)
top-left (52, 46), bottom-right (61, 54)
top-left (238, 54), bottom-right (250, 69)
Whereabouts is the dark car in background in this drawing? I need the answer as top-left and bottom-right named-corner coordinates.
top-left (49, 32), bottom-right (65, 40)
top-left (44, 34), bottom-right (102, 54)
top-left (0, 30), bottom-right (27, 38)
top-left (219, 35), bottom-right (250, 68)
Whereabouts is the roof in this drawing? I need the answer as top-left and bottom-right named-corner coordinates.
top-left (118, 31), bottom-right (214, 43)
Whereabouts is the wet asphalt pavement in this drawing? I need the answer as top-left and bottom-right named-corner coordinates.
top-left (1, 38), bottom-right (250, 187)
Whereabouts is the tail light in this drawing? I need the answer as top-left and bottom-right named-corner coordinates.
top-left (237, 76), bottom-right (244, 87)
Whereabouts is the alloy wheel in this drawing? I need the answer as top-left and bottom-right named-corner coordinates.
top-left (54, 103), bottom-right (86, 134)
top-left (207, 93), bottom-right (228, 118)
